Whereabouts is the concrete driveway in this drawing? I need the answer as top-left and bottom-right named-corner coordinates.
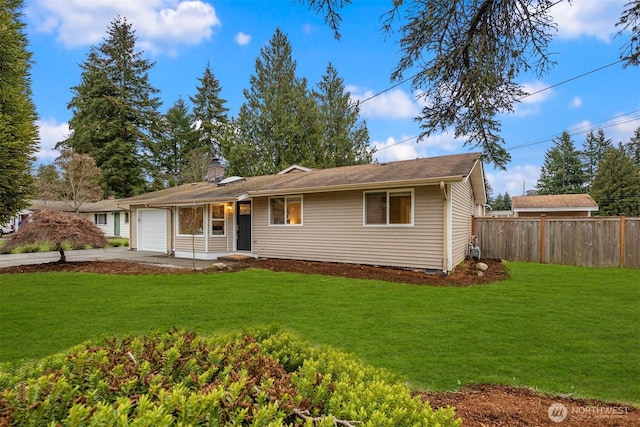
top-left (0, 247), bottom-right (217, 269)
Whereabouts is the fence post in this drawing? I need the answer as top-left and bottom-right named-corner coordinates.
top-left (540, 215), bottom-right (546, 264)
top-left (620, 215), bottom-right (626, 268)
top-left (471, 215), bottom-right (476, 236)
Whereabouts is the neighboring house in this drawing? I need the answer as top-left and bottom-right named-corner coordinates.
top-left (28, 199), bottom-right (130, 238)
top-left (511, 194), bottom-right (599, 217)
top-left (118, 153), bottom-right (486, 272)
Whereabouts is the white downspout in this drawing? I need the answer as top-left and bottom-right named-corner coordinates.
top-left (440, 181), bottom-right (453, 273)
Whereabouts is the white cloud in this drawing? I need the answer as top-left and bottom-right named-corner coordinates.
top-left (570, 96), bottom-right (582, 109)
top-left (235, 32), bottom-right (251, 46)
top-left (27, 0), bottom-right (220, 55)
top-left (36, 118), bottom-right (69, 162)
top-left (373, 136), bottom-right (421, 163)
top-left (511, 80), bottom-right (554, 117)
top-left (552, 1), bottom-right (626, 42)
top-left (347, 86), bottom-right (419, 119)
top-left (373, 131), bottom-right (465, 163)
top-left (486, 164), bottom-right (541, 197)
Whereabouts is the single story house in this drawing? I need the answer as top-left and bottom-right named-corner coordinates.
top-left (511, 194), bottom-right (599, 218)
top-left (118, 153), bottom-right (486, 272)
top-left (28, 199), bottom-right (130, 237)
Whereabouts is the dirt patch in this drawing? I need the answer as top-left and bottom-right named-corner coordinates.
top-left (2, 257), bottom-right (637, 425)
top-left (0, 257), bottom-right (509, 286)
top-left (417, 384), bottom-right (639, 426)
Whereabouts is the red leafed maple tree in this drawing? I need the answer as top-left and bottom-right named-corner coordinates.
top-left (3, 209), bottom-right (108, 262)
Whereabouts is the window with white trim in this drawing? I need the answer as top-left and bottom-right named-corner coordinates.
top-left (124, 212), bottom-right (129, 224)
top-left (94, 213), bottom-right (107, 225)
top-left (178, 206), bottom-right (204, 235)
top-left (270, 196), bottom-right (303, 225)
top-left (210, 203), bottom-right (226, 236)
top-left (364, 190), bottom-right (413, 225)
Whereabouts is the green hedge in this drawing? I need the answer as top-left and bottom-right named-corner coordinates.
top-left (0, 328), bottom-right (459, 426)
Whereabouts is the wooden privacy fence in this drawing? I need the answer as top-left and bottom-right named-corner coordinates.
top-left (473, 216), bottom-right (640, 268)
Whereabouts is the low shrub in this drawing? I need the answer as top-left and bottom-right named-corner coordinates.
top-left (107, 237), bottom-right (129, 247)
top-left (0, 328), bottom-right (459, 426)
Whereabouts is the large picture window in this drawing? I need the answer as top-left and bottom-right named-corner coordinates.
top-left (364, 190), bottom-right (413, 225)
top-left (270, 196), bottom-right (303, 225)
top-left (178, 206), bottom-right (204, 235)
top-left (210, 203), bottom-right (226, 236)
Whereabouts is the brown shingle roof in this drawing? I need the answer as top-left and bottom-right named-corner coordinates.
top-left (512, 194), bottom-right (598, 210)
top-left (119, 153), bottom-right (483, 207)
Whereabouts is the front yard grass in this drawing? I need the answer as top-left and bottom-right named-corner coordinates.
top-left (0, 262), bottom-right (638, 405)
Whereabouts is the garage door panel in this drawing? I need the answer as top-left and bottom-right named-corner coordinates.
top-left (138, 209), bottom-right (167, 252)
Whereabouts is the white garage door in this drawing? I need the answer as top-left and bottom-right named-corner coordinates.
top-left (138, 209), bottom-right (167, 252)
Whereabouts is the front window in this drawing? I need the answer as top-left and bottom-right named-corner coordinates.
top-left (124, 212), bottom-right (130, 224)
top-left (210, 203), bottom-right (226, 236)
top-left (364, 190), bottom-right (413, 225)
top-left (270, 196), bottom-right (303, 225)
top-left (178, 206), bottom-right (204, 235)
top-left (94, 213), bottom-right (107, 225)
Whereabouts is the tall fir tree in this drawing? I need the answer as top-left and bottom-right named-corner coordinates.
top-left (190, 63), bottom-right (229, 159)
top-left (0, 0), bottom-right (39, 223)
top-left (581, 129), bottom-right (612, 190)
top-left (152, 97), bottom-right (200, 187)
top-left (624, 127), bottom-right (640, 166)
top-left (312, 63), bottom-right (373, 167)
top-left (59, 16), bottom-right (161, 198)
top-left (537, 131), bottom-right (587, 195)
top-left (222, 28), bottom-right (322, 176)
top-left (591, 145), bottom-right (640, 216)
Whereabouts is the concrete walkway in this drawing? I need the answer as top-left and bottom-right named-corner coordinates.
top-left (0, 247), bottom-right (219, 270)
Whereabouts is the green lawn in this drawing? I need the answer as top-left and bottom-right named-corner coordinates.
top-left (1, 262), bottom-right (638, 405)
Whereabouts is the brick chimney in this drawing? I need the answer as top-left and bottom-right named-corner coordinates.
top-left (207, 158), bottom-right (225, 183)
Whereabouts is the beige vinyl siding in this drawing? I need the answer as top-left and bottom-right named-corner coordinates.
top-left (252, 186), bottom-right (444, 270)
top-left (175, 235), bottom-right (207, 252)
top-left (451, 181), bottom-right (474, 266)
top-left (130, 208), bottom-right (139, 249)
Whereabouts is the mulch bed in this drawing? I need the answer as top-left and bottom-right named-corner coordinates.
top-left (0, 257), bottom-right (509, 286)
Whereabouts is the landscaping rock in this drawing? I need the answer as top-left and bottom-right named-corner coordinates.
top-left (476, 262), bottom-right (488, 271)
top-left (211, 262), bottom-right (228, 270)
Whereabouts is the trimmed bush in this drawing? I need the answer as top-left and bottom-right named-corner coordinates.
top-left (0, 328), bottom-right (459, 426)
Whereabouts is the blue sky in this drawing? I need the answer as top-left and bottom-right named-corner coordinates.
top-left (22, 0), bottom-right (640, 197)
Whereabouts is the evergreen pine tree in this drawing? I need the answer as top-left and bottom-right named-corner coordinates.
top-left (222, 28), bottom-right (321, 176)
top-left (0, 0), bottom-right (39, 223)
top-left (581, 129), bottom-right (612, 190)
top-left (59, 16), bottom-right (162, 197)
top-left (492, 194), bottom-right (505, 210)
top-left (152, 97), bottom-right (200, 187)
top-left (624, 127), bottom-right (640, 166)
top-left (312, 63), bottom-right (373, 167)
top-left (591, 145), bottom-right (640, 216)
top-left (484, 176), bottom-right (495, 208)
top-left (190, 63), bottom-right (229, 159)
top-left (537, 131), bottom-right (587, 194)
top-left (503, 192), bottom-right (512, 210)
